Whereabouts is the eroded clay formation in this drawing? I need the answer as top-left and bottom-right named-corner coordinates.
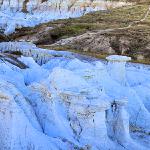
top-left (0, 42), bottom-right (150, 149)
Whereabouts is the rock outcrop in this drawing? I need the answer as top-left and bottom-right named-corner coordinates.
top-left (0, 41), bottom-right (150, 149)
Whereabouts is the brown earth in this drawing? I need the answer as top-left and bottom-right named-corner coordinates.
top-left (6, 2), bottom-right (150, 64)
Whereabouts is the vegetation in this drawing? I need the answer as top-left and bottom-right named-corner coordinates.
top-left (9, 1), bottom-right (150, 64)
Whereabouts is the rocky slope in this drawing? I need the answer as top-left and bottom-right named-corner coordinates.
top-left (0, 0), bottom-right (128, 34)
top-left (6, 2), bottom-right (150, 64)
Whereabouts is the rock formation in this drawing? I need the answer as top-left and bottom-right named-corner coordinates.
top-left (0, 42), bottom-right (149, 149)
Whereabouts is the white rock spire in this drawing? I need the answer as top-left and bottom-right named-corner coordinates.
top-left (106, 55), bottom-right (131, 85)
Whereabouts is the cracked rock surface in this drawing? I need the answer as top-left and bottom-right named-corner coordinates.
top-left (0, 42), bottom-right (150, 149)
